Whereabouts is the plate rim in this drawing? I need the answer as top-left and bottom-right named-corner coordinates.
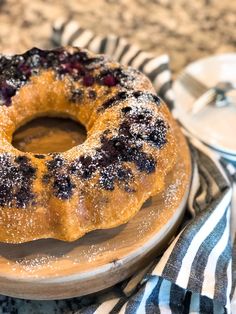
top-left (173, 52), bottom-right (236, 155)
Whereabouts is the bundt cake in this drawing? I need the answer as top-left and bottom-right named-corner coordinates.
top-left (0, 46), bottom-right (177, 243)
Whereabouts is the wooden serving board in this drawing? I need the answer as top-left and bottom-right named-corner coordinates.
top-left (0, 117), bottom-right (191, 300)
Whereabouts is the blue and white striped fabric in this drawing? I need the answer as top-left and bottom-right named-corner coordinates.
top-left (40, 19), bottom-right (235, 313)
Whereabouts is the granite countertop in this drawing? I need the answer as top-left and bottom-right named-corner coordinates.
top-left (0, 0), bottom-right (235, 313)
top-left (0, 0), bottom-right (236, 75)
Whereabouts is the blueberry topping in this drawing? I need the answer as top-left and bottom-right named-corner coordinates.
top-left (18, 64), bottom-right (32, 77)
top-left (103, 74), bottom-right (117, 87)
top-left (15, 155), bottom-right (29, 164)
top-left (99, 91), bottom-right (129, 111)
top-left (47, 155), bottom-right (64, 171)
top-left (88, 89), bottom-right (97, 100)
top-left (99, 167), bottom-right (115, 191)
top-left (45, 155), bottom-right (76, 200)
top-left (0, 83), bottom-right (17, 106)
top-left (0, 47), bottom-right (103, 106)
top-left (99, 68), bottom-right (132, 88)
top-left (34, 154), bottom-right (45, 159)
top-left (0, 154), bottom-right (36, 208)
top-left (0, 48), bottom-right (148, 107)
top-left (121, 106), bottom-right (132, 114)
top-left (70, 89), bottom-right (84, 103)
top-left (99, 91), bottom-right (160, 112)
top-left (135, 152), bottom-right (156, 173)
top-left (83, 75), bottom-right (94, 86)
top-left (70, 155), bottom-right (96, 179)
top-left (69, 103), bottom-right (168, 191)
top-left (53, 174), bottom-right (75, 200)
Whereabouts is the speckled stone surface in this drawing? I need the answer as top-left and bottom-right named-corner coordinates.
top-left (0, 0), bottom-right (236, 75)
top-left (0, 0), bottom-right (235, 312)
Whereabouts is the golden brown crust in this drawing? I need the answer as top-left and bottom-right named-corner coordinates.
top-left (0, 47), bottom-right (177, 243)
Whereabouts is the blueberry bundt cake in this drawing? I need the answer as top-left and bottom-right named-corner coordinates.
top-left (0, 47), bottom-right (177, 243)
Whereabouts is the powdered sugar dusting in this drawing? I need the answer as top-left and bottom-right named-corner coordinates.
top-left (7, 255), bottom-right (60, 277)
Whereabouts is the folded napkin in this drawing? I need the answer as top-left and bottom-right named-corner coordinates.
top-left (1, 19), bottom-right (235, 314)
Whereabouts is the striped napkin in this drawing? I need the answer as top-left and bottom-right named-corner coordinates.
top-left (1, 19), bottom-right (233, 314)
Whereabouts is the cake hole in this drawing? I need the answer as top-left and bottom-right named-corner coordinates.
top-left (12, 117), bottom-right (87, 154)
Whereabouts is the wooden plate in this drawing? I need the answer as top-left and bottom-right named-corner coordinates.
top-left (0, 117), bottom-right (192, 300)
